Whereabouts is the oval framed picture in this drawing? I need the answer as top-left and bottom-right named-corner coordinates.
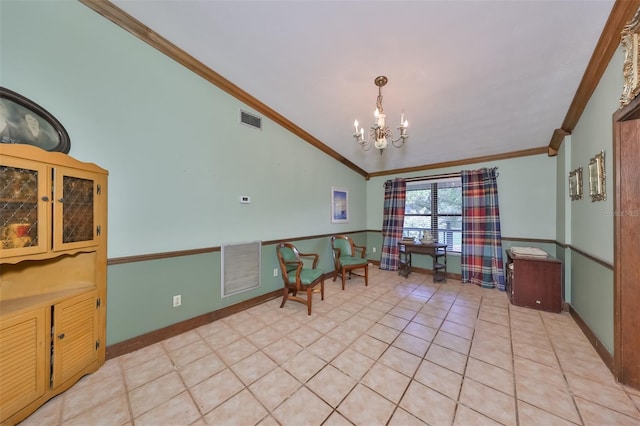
top-left (0, 87), bottom-right (70, 153)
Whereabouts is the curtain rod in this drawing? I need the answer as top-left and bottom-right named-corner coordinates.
top-left (384, 172), bottom-right (461, 186)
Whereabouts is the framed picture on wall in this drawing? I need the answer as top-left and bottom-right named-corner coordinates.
top-left (0, 87), bottom-right (70, 153)
top-left (588, 150), bottom-right (606, 202)
top-left (331, 187), bottom-right (348, 223)
top-left (568, 167), bottom-right (583, 201)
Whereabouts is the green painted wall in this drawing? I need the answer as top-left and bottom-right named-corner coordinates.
top-left (1, 2), bottom-right (366, 345)
top-left (558, 47), bottom-right (623, 352)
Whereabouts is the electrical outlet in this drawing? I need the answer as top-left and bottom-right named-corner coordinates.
top-left (372, 247), bottom-right (377, 253)
top-left (273, 268), bottom-right (278, 277)
top-left (173, 294), bottom-right (182, 307)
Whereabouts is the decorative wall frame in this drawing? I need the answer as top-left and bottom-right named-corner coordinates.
top-left (620, 8), bottom-right (640, 107)
top-left (568, 167), bottom-right (583, 201)
top-left (0, 87), bottom-right (70, 153)
top-left (331, 187), bottom-right (348, 223)
top-left (588, 151), bottom-right (606, 202)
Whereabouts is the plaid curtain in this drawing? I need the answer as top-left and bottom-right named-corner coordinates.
top-left (380, 178), bottom-right (406, 270)
top-left (461, 168), bottom-right (505, 289)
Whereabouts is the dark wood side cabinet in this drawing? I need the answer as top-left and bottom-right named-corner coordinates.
top-left (505, 249), bottom-right (562, 313)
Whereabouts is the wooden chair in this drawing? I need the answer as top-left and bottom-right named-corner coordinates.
top-left (331, 235), bottom-right (368, 290)
top-left (276, 242), bottom-right (324, 315)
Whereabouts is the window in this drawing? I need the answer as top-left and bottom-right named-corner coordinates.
top-left (403, 177), bottom-right (462, 252)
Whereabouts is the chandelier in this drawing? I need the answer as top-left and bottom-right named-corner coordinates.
top-left (353, 75), bottom-right (408, 154)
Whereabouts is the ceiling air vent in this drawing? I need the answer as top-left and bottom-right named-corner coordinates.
top-left (240, 110), bottom-right (262, 130)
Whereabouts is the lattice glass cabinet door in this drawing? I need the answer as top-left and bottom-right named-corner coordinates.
top-left (0, 159), bottom-right (48, 257)
top-left (53, 167), bottom-right (101, 251)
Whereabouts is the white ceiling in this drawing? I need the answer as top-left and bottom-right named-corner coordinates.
top-left (111, 0), bottom-right (615, 175)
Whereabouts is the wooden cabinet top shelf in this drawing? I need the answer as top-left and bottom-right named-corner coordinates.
top-left (0, 284), bottom-right (96, 319)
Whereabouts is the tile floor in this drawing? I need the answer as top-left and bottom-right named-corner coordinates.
top-left (19, 269), bottom-right (640, 425)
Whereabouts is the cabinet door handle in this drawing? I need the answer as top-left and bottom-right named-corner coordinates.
top-left (58, 198), bottom-right (64, 203)
top-left (41, 196), bottom-right (50, 201)
top-left (57, 333), bottom-right (65, 339)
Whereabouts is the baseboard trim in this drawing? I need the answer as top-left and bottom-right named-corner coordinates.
top-left (106, 272), bottom-right (336, 359)
top-left (566, 303), bottom-right (614, 373)
top-left (106, 289), bottom-right (282, 359)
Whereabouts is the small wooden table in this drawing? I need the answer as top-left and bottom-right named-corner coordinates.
top-left (398, 241), bottom-right (447, 281)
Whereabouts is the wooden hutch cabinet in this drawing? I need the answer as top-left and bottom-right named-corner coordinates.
top-left (0, 144), bottom-right (107, 425)
top-left (505, 248), bottom-right (562, 313)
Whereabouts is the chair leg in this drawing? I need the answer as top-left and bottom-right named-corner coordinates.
top-left (341, 268), bottom-right (346, 290)
top-left (280, 287), bottom-right (289, 308)
top-left (332, 271), bottom-right (338, 282)
top-left (364, 264), bottom-right (369, 287)
top-left (306, 287), bottom-right (313, 315)
top-left (320, 279), bottom-right (325, 300)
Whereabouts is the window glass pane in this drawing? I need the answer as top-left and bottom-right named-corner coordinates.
top-left (402, 177), bottom-right (462, 252)
top-left (405, 189), bottom-right (431, 214)
top-left (437, 181), bottom-right (462, 214)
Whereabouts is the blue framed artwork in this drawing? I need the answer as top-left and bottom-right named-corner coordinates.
top-left (331, 187), bottom-right (348, 223)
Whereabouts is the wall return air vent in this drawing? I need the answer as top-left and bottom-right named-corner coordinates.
top-left (221, 241), bottom-right (262, 298)
top-left (240, 110), bottom-right (262, 130)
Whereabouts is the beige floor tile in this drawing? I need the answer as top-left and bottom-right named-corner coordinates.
top-left (367, 322), bottom-right (401, 343)
top-left (469, 339), bottom-right (513, 371)
top-left (262, 337), bottom-right (303, 364)
top-left (412, 312), bottom-right (445, 329)
top-left (307, 335), bottom-right (345, 362)
top-left (513, 355), bottom-right (568, 390)
top-left (18, 395), bottom-right (63, 426)
top-left (216, 337), bottom-right (259, 365)
top-left (575, 396), bottom-right (640, 426)
top-left (118, 343), bottom-right (166, 371)
top-left (62, 394), bottom-right (130, 426)
top-left (230, 350), bottom-right (277, 385)
top-left (392, 332), bottom-right (430, 357)
top-left (399, 380), bottom-right (456, 426)
top-left (248, 367), bottom-right (301, 411)
top-left (128, 371), bottom-right (186, 418)
top-left (330, 347), bottom-right (376, 380)
top-left (512, 340), bottom-right (560, 368)
top-left (440, 319), bottom-right (474, 340)
top-left (169, 339), bottom-right (213, 368)
top-left (272, 386), bottom-right (332, 426)
top-left (379, 313), bottom-right (410, 330)
top-left (123, 353), bottom-right (174, 390)
top-left (62, 373), bottom-right (126, 421)
top-left (178, 352), bottom-right (226, 388)
top-left (460, 378), bottom-right (516, 425)
top-left (133, 391), bottom-right (200, 426)
top-left (306, 364), bottom-right (357, 407)
top-left (434, 330), bottom-right (471, 355)
top-left (413, 360), bottom-right (463, 399)
top-left (202, 389), bottom-right (268, 425)
top-left (307, 315), bottom-right (340, 334)
top-left (403, 321), bottom-right (437, 341)
top-left (246, 326), bottom-right (283, 348)
top-left (203, 327), bottom-right (243, 348)
top-left (453, 405), bottom-right (502, 426)
top-left (281, 349), bottom-right (327, 382)
top-left (286, 325), bottom-right (323, 347)
top-left (466, 357), bottom-right (514, 396)
top-left (350, 334), bottom-right (389, 360)
top-left (337, 383), bottom-right (396, 425)
top-left (361, 362), bottom-right (411, 403)
top-left (190, 369), bottom-right (244, 415)
top-left (163, 331), bottom-right (202, 352)
top-left (517, 400), bottom-right (579, 426)
top-left (387, 407), bottom-right (428, 425)
top-left (566, 373), bottom-right (640, 419)
top-left (378, 345), bottom-right (421, 377)
top-left (515, 374), bottom-right (581, 424)
top-left (425, 343), bottom-right (468, 375)
top-left (328, 324), bottom-right (363, 344)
